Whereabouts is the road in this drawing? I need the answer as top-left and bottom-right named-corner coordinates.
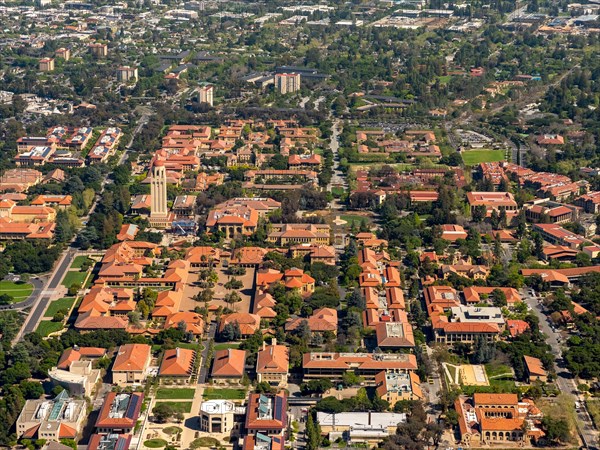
top-left (12, 110), bottom-right (151, 342)
top-left (326, 118), bottom-right (347, 211)
top-left (0, 277), bottom-right (44, 311)
top-left (198, 322), bottom-right (216, 384)
top-left (13, 247), bottom-right (78, 342)
top-left (523, 291), bottom-right (598, 449)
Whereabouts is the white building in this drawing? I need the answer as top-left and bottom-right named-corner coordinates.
top-left (200, 400), bottom-right (246, 433)
top-left (199, 85), bottom-right (214, 107)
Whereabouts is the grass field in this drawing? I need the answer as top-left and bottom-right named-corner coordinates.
top-left (213, 342), bottom-right (240, 351)
top-left (0, 281), bottom-right (33, 302)
top-left (539, 394), bottom-right (578, 444)
top-left (37, 320), bottom-right (64, 337)
top-left (485, 363), bottom-right (513, 378)
top-left (461, 149), bottom-right (506, 165)
top-left (144, 439), bottom-right (167, 448)
top-left (163, 426), bottom-right (182, 435)
top-left (190, 437), bottom-right (220, 448)
top-left (587, 400), bottom-right (600, 427)
top-left (71, 255), bottom-right (93, 269)
top-left (340, 214), bottom-right (373, 226)
top-left (156, 388), bottom-right (196, 400)
top-left (44, 297), bottom-right (76, 318)
top-left (154, 402), bottom-right (193, 413)
top-left (203, 388), bottom-right (246, 400)
top-left (61, 270), bottom-right (88, 288)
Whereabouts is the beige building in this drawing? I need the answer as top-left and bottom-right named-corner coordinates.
top-left (274, 73), bottom-right (301, 94)
top-left (116, 66), bottom-right (138, 83)
top-left (16, 391), bottom-right (86, 441)
top-left (39, 58), bottom-right (55, 72)
top-left (317, 411), bottom-right (407, 445)
top-left (375, 371), bottom-right (423, 407)
top-left (89, 43), bottom-right (108, 57)
top-left (49, 360), bottom-right (101, 397)
top-left (111, 344), bottom-right (152, 386)
top-left (268, 223), bottom-right (331, 245)
top-left (256, 339), bottom-right (289, 388)
top-left (199, 85), bottom-right (214, 107)
top-left (55, 48), bottom-right (70, 61)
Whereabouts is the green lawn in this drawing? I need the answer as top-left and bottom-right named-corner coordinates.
top-left (340, 214), bottom-right (373, 226)
top-left (163, 426), bottom-right (182, 435)
top-left (71, 255), bottom-right (93, 269)
top-left (44, 297), bottom-right (76, 318)
top-left (213, 342), bottom-right (240, 351)
top-left (37, 320), bottom-right (64, 337)
top-left (0, 281), bottom-right (33, 302)
top-left (203, 388), bottom-right (246, 400)
top-left (144, 439), bottom-right (167, 448)
top-left (61, 271), bottom-right (88, 288)
top-left (190, 437), bottom-right (220, 448)
top-left (155, 388), bottom-right (196, 400)
top-left (461, 149), bottom-right (506, 165)
top-left (485, 363), bottom-right (513, 378)
top-left (154, 402), bottom-right (192, 413)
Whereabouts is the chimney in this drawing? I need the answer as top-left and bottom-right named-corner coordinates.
top-left (176, 348), bottom-right (180, 358)
top-left (262, 341), bottom-right (266, 351)
top-left (272, 337), bottom-right (277, 346)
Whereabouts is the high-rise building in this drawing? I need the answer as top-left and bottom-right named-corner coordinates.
top-left (39, 58), bottom-right (55, 72)
top-left (199, 85), bottom-right (214, 106)
top-left (150, 161), bottom-right (170, 228)
top-left (89, 43), bottom-right (108, 58)
top-left (116, 66), bottom-right (138, 83)
top-left (274, 73), bottom-right (301, 94)
top-left (55, 48), bottom-right (70, 61)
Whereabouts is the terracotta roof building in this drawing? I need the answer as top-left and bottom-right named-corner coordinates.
top-left (302, 352), bottom-right (418, 382)
top-left (159, 348), bottom-right (196, 380)
top-left (211, 349), bottom-right (247, 384)
top-left (375, 371), bottom-right (423, 407)
top-left (95, 392), bottom-right (143, 433)
top-left (256, 340), bottom-right (289, 388)
top-left (112, 344), bottom-right (152, 386)
top-left (245, 391), bottom-right (288, 436)
top-left (285, 308), bottom-right (338, 334)
top-left (219, 312), bottom-right (261, 337)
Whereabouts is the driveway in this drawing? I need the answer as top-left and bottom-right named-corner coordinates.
top-left (522, 290), bottom-right (598, 448)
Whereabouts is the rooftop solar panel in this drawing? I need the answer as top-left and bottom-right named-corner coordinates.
top-left (125, 394), bottom-right (141, 419)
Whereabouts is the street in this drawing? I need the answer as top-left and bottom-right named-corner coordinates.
top-left (523, 290), bottom-right (599, 448)
top-left (13, 247), bottom-right (77, 343)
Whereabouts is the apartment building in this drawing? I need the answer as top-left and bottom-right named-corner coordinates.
top-left (39, 57), bottom-right (55, 71)
top-left (199, 85), bottom-right (214, 106)
top-left (274, 73), bottom-right (301, 94)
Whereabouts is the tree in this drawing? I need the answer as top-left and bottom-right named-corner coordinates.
top-left (224, 291), bottom-right (242, 309)
top-left (490, 288), bottom-right (507, 307)
top-left (255, 382), bottom-right (274, 394)
top-left (541, 417), bottom-right (570, 443)
top-left (224, 278), bottom-right (243, 290)
top-left (19, 381), bottom-right (44, 400)
top-left (347, 288), bottom-right (366, 309)
top-left (472, 205), bottom-right (487, 223)
top-left (220, 322), bottom-right (241, 341)
top-left (153, 403), bottom-right (174, 423)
